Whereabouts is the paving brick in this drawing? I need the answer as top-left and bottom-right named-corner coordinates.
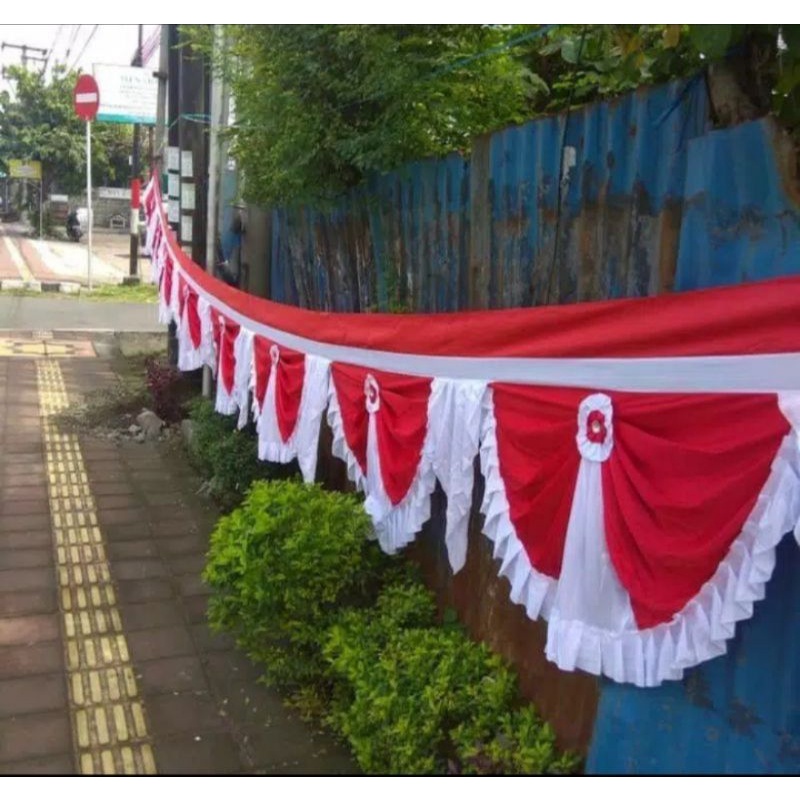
top-left (0, 500), bottom-right (50, 517)
top-left (127, 626), bottom-right (196, 662)
top-left (0, 712), bottom-right (72, 764)
top-left (97, 508), bottom-right (145, 525)
top-left (111, 558), bottom-right (168, 581)
top-left (156, 534), bottom-right (208, 556)
top-left (151, 520), bottom-right (204, 539)
top-left (119, 600), bottom-right (184, 631)
top-left (136, 655), bottom-right (210, 695)
top-left (0, 590), bottom-right (58, 618)
top-left (90, 482), bottom-right (137, 497)
top-left (166, 553), bottom-right (207, 575)
top-left (104, 523), bottom-right (152, 542)
top-left (201, 651), bottom-right (264, 698)
top-left (0, 615), bottom-right (60, 646)
top-left (0, 642), bottom-right (63, 680)
top-left (0, 673), bottom-right (67, 717)
top-left (0, 515), bottom-right (51, 536)
top-left (144, 493), bottom-right (185, 508)
top-left (106, 539), bottom-right (160, 560)
top-left (180, 595), bottom-right (210, 625)
top-left (154, 732), bottom-right (241, 775)
top-left (0, 548), bottom-right (52, 570)
top-left (0, 753), bottom-right (75, 775)
top-left (115, 578), bottom-right (174, 604)
top-left (1, 486), bottom-right (49, 504)
top-left (146, 693), bottom-right (225, 737)
top-left (95, 495), bottom-right (140, 510)
top-left (191, 623), bottom-right (235, 654)
top-left (175, 574), bottom-right (212, 598)
top-left (0, 568), bottom-right (53, 592)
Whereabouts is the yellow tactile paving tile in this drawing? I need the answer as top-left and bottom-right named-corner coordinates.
top-left (0, 338), bottom-right (95, 358)
top-left (36, 359), bottom-right (156, 775)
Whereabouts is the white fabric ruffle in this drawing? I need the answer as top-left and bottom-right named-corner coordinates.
top-left (479, 388), bottom-right (558, 620)
top-left (233, 329), bottom-right (254, 429)
top-left (257, 353), bottom-right (330, 483)
top-left (327, 376), bottom-right (437, 555)
top-left (427, 378), bottom-right (486, 573)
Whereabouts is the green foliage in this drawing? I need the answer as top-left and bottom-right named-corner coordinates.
top-left (202, 478), bottom-right (386, 691)
top-left (0, 65), bottom-right (133, 197)
top-left (180, 24), bottom-right (800, 209)
top-left (187, 397), bottom-right (288, 508)
top-left (325, 582), bottom-right (577, 775)
top-left (182, 24), bottom-right (548, 206)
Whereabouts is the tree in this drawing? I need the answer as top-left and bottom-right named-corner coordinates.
top-left (183, 24), bottom-right (800, 208)
top-left (0, 65), bottom-right (134, 200)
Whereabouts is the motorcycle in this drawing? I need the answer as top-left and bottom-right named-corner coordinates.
top-left (66, 212), bottom-right (83, 243)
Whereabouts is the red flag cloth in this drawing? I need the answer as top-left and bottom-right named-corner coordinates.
top-left (212, 312), bottom-right (240, 395)
top-left (331, 364), bottom-right (432, 506)
top-left (185, 290), bottom-right (202, 349)
top-left (160, 250), bottom-right (173, 308)
top-left (253, 336), bottom-right (305, 443)
top-left (492, 384), bottom-right (790, 629)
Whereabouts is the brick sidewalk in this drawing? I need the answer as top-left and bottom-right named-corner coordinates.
top-left (0, 342), bottom-right (356, 775)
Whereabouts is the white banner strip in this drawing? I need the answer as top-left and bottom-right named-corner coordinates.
top-left (171, 241), bottom-right (800, 394)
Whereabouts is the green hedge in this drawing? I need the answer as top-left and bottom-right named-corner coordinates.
top-left (187, 397), bottom-right (294, 509)
top-left (203, 477), bottom-right (580, 775)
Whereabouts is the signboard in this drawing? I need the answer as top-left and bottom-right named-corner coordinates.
top-left (49, 194), bottom-right (69, 203)
top-left (180, 150), bottom-right (193, 178)
top-left (180, 184), bottom-right (195, 211)
top-left (74, 74), bottom-right (100, 121)
top-left (98, 187), bottom-right (132, 200)
top-left (8, 160), bottom-right (42, 180)
top-left (167, 147), bottom-right (180, 173)
top-left (93, 64), bottom-right (157, 125)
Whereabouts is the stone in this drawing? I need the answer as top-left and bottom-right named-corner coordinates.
top-left (129, 424), bottom-right (141, 435)
top-left (137, 410), bottom-right (164, 441)
top-left (136, 432), bottom-right (146, 444)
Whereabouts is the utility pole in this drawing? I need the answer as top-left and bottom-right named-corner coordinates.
top-left (127, 24), bottom-right (143, 284)
top-left (1, 42), bottom-right (47, 71)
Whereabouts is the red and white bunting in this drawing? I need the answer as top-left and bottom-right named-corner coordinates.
top-left (142, 176), bottom-right (800, 687)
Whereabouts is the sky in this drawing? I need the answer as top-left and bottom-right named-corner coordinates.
top-left (0, 25), bottom-right (160, 92)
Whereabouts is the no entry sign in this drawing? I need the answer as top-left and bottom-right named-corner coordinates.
top-left (73, 74), bottom-right (100, 121)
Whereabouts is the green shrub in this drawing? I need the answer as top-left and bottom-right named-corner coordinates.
top-left (325, 582), bottom-right (579, 775)
top-left (187, 397), bottom-right (291, 508)
top-left (203, 478), bottom-right (386, 691)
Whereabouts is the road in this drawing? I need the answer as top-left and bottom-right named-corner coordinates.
top-left (0, 295), bottom-right (163, 333)
top-left (0, 223), bottom-right (153, 286)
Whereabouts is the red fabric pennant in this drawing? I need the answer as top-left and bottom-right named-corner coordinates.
top-left (212, 312), bottom-right (240, 395)
top-left (492, 385), bottom-right (581, 579)
top-left (603, 393), bottom-right (789, 628)
top-left (160, 251), bottom-right (173, 308)
top-left (491, 384), bottom-right (790, 629)
top-left (253, 336), bottom-right (305, 442)
top-left (331, 364), bottom-right (432, 506)
top-left (253, 336), bottom-right (272, 410)
top-left (185, 290), bottom-right (202, 349)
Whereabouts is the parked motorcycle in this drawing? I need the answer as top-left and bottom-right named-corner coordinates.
top-left (66, 210), bottom-right (83, 242)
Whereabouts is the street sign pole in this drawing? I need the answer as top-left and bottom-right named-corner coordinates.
top-left (86, 119), bottom-right (93, 290)
top-left (73, 73), bottom-right (100, 291)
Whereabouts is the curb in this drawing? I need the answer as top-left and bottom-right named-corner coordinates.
top-left (1, 278), bottom-right (83, 294)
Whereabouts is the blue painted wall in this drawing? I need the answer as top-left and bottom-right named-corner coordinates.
top-left (264, 77), bottom-right (800, 770)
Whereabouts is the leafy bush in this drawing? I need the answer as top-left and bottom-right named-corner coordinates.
top-left (203, 478), bottom-right (387, 691)
top-left (187, 397), bottom-right (289, 508)
top-left (325, 581), bottom-right (579, 775)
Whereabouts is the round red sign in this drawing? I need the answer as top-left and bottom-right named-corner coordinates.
top-left (73, 74), bottom-right (100, 122)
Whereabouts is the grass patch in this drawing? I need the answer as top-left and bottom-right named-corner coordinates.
top-left (0, 283), bottom-right (158, 303)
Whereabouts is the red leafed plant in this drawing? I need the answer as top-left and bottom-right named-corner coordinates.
top-left (145, 357), bottom-right (184, 424)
